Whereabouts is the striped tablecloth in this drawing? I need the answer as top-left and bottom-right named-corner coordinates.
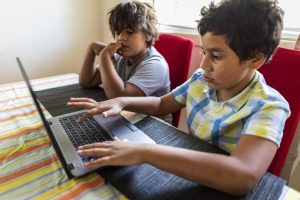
top-left (0, 74), bottom-right (127, 199)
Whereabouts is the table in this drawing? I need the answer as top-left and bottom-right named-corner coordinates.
top-left (1, 73), bottom-right (300, 200)
top-left (0, 74), bottom-right (125, 199)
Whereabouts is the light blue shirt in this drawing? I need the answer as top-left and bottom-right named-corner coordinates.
top-left (115, 46), bottom-right (170, 97)
top-left (172, 68), bottom-right (290, 153)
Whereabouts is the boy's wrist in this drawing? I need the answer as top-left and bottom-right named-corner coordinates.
top-left (91, 42), bottom-right (103, 56)
top-left (138, 143), bottom-right (153, 163)
top-left (118, 97), bottom-right (128, 109)
top-left (99, 50), bottom-right (111, 60)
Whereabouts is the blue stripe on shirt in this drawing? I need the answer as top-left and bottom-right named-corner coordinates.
top-left (187, 97), bottom-right (209, 129)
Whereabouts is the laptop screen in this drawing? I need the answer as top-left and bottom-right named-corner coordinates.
top-left (16, 57), bottom-right (73, 178)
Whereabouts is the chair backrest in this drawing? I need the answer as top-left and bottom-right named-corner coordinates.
top-left (154, 33), bottom-right (193, 127)
top-left (258, 47), bottom-right (300, 176)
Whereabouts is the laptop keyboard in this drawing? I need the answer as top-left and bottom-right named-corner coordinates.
top-left (59, 113), bottom-right (113, 162)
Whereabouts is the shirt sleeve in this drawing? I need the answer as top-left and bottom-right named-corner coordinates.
top-left (242, 99), bottom-right (291, 147)
top-left (171, 79), bottom-right (190, 105)
top-left (127, 59), bottom-right (169, 96)
top-left (172, 68), bottom-right (203, 105)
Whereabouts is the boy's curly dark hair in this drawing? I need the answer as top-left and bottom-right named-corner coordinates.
top-left (197, 0), bottom-right (284, 63)
top-left (108, 1), bottom-right (158, 47)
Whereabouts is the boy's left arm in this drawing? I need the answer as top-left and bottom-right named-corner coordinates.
top-left (141, 134), bottom-right (277, 196)
top-left (229, 135), bottom-right (277, 189)
top-left (76, 133), bottom-right (278, 196)
top-left (99, 43), bottom-right (146, 98)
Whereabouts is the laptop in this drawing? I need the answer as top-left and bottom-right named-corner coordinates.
top-left (16, 57), bottom-right (155, 178)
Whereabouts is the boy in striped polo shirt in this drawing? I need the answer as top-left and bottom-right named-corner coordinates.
top-left (68, 0), bottom-right (290, 196)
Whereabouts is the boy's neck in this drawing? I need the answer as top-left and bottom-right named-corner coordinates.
top-left (127, 48), bottom-right (149, 65)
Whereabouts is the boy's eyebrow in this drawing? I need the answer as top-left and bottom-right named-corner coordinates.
top-left (201, 46), bottom-right (224, 53)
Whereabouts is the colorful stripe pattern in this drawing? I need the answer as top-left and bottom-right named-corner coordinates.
top-left (0, 74), bottom-right (127, 199)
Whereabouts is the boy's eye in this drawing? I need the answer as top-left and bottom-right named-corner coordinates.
top-left (116, 29), bottom-right (134, 36)
top-left (126, 29), bottom-right (134, 34)
top-left (200, 50), bottom-right (206, 55)
top-left (212, 54), bottom-right (222, 60)
top-left (212, 55), bottom-right (219, 59)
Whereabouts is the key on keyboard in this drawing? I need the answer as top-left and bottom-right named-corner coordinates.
top-left (59, 113), bottom-right (112, 162)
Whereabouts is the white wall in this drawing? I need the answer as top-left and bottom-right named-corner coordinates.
top-left (0, 0), bottom-right (120, 84)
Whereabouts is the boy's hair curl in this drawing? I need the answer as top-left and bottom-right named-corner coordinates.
top-left (108, 1), bottom-right (159, 47)
top-left (197, 0), bottom-right (284, 63)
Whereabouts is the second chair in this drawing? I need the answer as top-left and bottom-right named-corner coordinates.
top-left (154, 33), bottom-right (193, 127)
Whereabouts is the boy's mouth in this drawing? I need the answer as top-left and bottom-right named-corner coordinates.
top-left (204, 75), bottom-right (214, 82)
top-left (121, 45), bottom-right (129, 49)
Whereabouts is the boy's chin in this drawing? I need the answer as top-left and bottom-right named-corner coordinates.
top-left (122, 52), bottom-right (135, 58)
top-left (206, 83), bottom-right (221, 91)
top-left (119, 50), bottom-right (130, 57)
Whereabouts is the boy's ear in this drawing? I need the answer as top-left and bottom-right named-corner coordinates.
top-left (251, 53), bottom-right (266, 69)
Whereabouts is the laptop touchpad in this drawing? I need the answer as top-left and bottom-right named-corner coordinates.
top-left (105, 120), bottom-right (132, 137)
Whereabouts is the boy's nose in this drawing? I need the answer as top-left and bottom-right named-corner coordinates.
top-left (200, 61), bottom-right (210, 71)
top-left (117, 33), bottom-right (127, 42)
top-left (200, 65), bottom-right (208, 71)
top-left (200, 55), bottom-right (212, 71)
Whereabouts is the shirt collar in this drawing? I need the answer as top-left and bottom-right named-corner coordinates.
top-left (203, 71), bottom-right (259, 112)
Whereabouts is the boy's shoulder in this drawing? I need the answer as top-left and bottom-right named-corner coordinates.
top-left (147, 46), bottom-right (165, 60)
top-left (252, 71), bottom-right (289, 106)
top-left (139, 47), bottom-right (168, 66)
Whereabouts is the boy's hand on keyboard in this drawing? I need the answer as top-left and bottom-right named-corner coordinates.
top-left (67, 97), bottom-right (124, 122)
top-left (77, 140), bottom-right (149, 168)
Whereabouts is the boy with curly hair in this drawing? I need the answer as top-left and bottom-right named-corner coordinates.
top-left (69, 0), bottom-right (290, 195)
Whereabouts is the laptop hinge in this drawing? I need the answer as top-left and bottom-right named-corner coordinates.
top-left (67, 163), bottom-right (74, 171)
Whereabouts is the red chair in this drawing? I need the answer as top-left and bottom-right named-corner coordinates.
top-left (154, 33), bottom-right (193, 127)
top-left (258, 47), bottom-right (300, 176)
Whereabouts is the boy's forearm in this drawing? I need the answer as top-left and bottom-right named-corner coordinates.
top-left (79, 46), bottom-right (100, 88)
top-left (120, 96), bottom-right (163, 116)
top-left (119, 94), bottom-right (182, 117)
top-left (100, 54), bottom-right (125, 98)
top-left (141, 144), bottom-right (257, 196)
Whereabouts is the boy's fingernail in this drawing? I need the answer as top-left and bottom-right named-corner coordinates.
top-left (114, 136), bottom-right (120, 141)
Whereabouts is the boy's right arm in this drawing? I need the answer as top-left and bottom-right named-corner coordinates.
top-left (79, 42), bottom-right (106, 88)
top-left (123, 94), bottom-right (183, 117)
top-left (68, 93), bottom-right (184, 122)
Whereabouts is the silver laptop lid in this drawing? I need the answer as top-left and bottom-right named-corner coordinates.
top-left (16, 57), bottom-right (74, 178)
